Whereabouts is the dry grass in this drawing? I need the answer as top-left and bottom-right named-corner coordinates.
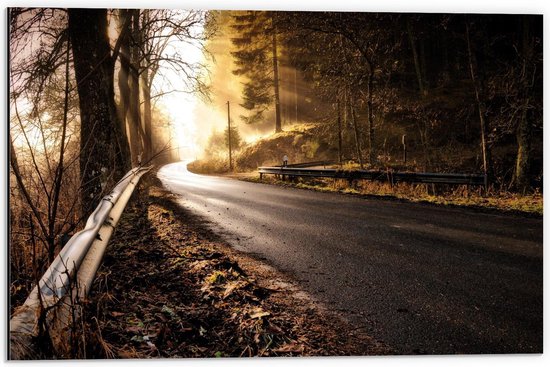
top-left (246, 175), bottom-right (542, 216)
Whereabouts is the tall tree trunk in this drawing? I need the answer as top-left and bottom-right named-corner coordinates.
top-left (281, 64), bottom-right (286, 125)
top-left (117, 9), bottom-right (131, 146)
top-left (515, 99), bottom-right (532, 193)
top-left (294, 68), bottom-right (298, 123)
top-left (465, 20), bottom-right (493, 186)
top-left (419, 38), bottom-right (427, 90)
top-left (128, 9), bottom-right (144, 166)
top-left (514, 16), bottom-right (535, 193)
top-left (366, 69), bottom-right (375, 165)
top-left (142, 70), bottom-right (153, 163)
top-left (342, 86), bottom-right (349, 159)
top-left (441, 30), bottom-right (451, 84)
top-left (349, 90), bottom-right (364, 169)
top-left (337, 93), bottom-right (343, 165)
top-left (272, 15), bottom-right (282, 133)
top-left (68, 8), bottom-right (131, 215)
top-left (48, 36), bottom-right (71, 261)
top-left (406, 18), bottom-right (425, 95)
top-left (140, 9), bottom-right (153, 163)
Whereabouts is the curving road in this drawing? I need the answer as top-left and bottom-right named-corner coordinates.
top-left (158, 161), bottom-right (543, 354)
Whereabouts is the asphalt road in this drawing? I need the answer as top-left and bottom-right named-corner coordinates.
top-left (158, 161), bottom-right (543, 354)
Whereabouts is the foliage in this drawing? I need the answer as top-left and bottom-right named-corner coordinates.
top-left (227, 12), bottom-right (542, 191)
top-left (202, 125), bottom-right (241, 156)
top-left (230, 12), bottom-right (273, 123)
top-left (255, 175), bottom-right (542, 216)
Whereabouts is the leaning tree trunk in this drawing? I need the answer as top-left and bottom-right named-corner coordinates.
top-left (68, 8), bottom-right (131, 215)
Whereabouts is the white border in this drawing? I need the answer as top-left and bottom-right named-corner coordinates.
top-left (2, 1), bottom-right (548, 367)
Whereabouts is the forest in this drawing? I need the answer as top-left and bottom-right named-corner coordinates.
top-left (200, 12), bottom-right (542, 191)
top-left (8, 8), bottom-right (543, 359)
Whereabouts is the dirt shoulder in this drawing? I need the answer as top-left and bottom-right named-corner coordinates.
top-left (239, 175), bottom-right (543, 218)
top-left (82, 181), bottom-right (389, 358)
top-left (188, 165), bottom-right (542, 217)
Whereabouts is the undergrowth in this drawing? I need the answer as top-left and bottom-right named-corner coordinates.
top-left (246, 175), bottom-right (543, 216)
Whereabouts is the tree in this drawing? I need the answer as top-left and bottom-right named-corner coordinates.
top-left (117, 9), bottom-right (142, 166)
top-left (465, 18), bottom-right (493, 185)
top-left (225, 125), bottom-right (242, 151)
top-left (10, 8), bottom-right (82, 267)
top-left (231, 11), bottom-right (282, 132)
top-left (512, 16), bottom-right (542, 192)
top-left (136, 9), bottom-right (210, 162)
top-left (68, 8), bottom-right (131, 215)
top-left (281, 12), bottom-right (402, 166)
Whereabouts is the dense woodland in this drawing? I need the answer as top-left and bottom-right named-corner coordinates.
top-left (221, 11), bottom-right (542, 193)
top-left (8, 9), bottom-right (543, 350)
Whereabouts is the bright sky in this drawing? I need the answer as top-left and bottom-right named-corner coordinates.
top-left (152, 18), bottom-right (205, 161)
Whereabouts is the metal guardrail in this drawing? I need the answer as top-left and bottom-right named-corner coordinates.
top-left (9, 166), bottom-right (151, 360)
top-left (258, 166), bottom-right (486, 186)
top-left (273, 160), bottom-right (337, 168)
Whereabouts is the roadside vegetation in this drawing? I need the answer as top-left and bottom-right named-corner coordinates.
top-left (190, 124), bottom-right (542, 216)
top-left (245, 175), bottom-right (542, 216)
top-left (192, 12), bottom-right (542, 216)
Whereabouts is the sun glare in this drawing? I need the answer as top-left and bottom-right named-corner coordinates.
top-left (155, 16), bottom-right (205, 161)
top-left (108, 14), bottom-right (120, 46)
top-left (244, 132), bottom-right (270, 144)
top-left (165, 94), bottom-right (200, 160)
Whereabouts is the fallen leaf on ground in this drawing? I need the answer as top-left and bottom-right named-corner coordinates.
top-left (249, 308), bottom-right (270, 319)
top-left (273, 342), bottom-right (305, 353)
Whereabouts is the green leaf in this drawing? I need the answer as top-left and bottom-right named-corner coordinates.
top-left (161, 305), bottom-right (176, 317)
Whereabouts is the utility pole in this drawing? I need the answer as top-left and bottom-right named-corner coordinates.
top-left (294, 68), bottom-right (298, 123)
top-left (227, 101), bottom-right (233, 171)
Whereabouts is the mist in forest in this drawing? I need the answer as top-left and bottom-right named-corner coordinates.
top-left (188, 11), bottom-right (311, 159)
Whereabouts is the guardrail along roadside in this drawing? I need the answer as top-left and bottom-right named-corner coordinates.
top-left (9, 166), bottom-right (151, 360)
top-left (258, 165), bottom-right (486, 187)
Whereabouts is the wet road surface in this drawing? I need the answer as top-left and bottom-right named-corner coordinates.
top-left (158, 161), bottom-right (543, 354)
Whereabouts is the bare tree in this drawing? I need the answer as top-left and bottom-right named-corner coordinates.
top-left (9, 19), bottom-right (80, 266)
top-left (136, 9), bottom-right (211, 161)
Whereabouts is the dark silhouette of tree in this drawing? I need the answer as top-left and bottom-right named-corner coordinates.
top-left (68, 8), bottom-right (131, 215)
